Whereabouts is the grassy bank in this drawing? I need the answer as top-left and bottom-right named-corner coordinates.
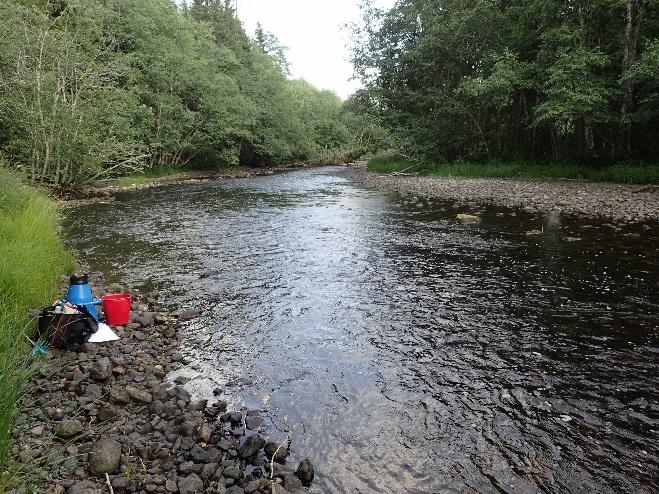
top-left (115, 165), bottom-right (183, 187)
top-left (366, 155), bottom-right (659, 184)
top-left (0, 171), bottom-right (73, 487)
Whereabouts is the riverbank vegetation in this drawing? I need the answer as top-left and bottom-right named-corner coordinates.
top-left (0, 0), bottom-right (386, 188)
top-left (366, 155), bottom-right (659, 184)
top-left (352, 0), bottom-right (659, 180)
top-left (0, 170), bottom-right (73, 484)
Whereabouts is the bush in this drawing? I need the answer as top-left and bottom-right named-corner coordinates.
top-left (366, 155), bottom-right (659, 184)
top-left (424, 161), bottom-right (659, 184)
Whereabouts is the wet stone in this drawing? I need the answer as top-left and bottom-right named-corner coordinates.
top-left (295, 458), bottom-right (314, 486)
top-left (174, 375), bottom-right (191, 385)
top-left (237, 435), bottom-right (265, 459)
top-left (245, 416), bottom-right (263, 430)
top-left (264, 441), bottom-right (289, 464)
top-left (190, 399), bottom-right (208, 411)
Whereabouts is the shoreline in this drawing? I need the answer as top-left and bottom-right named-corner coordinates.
top-left (344, 165), bottom-right (659, 225)
top-left (11, 272), bottom-right (313, 494)
top-left (62, 162), bottom-right (359, 205)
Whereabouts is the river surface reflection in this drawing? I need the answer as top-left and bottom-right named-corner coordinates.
top-left (67, 167), bottom-right (659, 493)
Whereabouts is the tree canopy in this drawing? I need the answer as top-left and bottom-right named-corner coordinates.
top-left (0, 0), bottom-right (381, 186)
top-left (350, 0), bottom-right (659, 165)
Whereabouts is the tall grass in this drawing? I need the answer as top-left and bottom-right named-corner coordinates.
top-left (115, 165), bottom-right (182, 187)
top-left (366, 153), bottom-right (420, 174)
top-left (366, 154), bottom-right (659, 184)
top-left (0, 171), bottom-right (73, 485)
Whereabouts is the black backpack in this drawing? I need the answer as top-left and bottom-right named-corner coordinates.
top-left (37, 304), bottom-right (98, 351)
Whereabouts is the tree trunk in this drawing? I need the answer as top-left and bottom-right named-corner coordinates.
top-left (584, 117), bottom-right (596, 159)
top-left (620, 0), bottom-right (646, 159)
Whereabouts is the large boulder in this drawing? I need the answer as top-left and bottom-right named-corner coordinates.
top-left (88, 438), bottom-right (122, 475)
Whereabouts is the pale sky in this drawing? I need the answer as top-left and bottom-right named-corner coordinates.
top-left (236, 0), bottom-right (396, 99)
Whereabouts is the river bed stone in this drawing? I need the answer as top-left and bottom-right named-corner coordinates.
top-left (346, 165), bottom-right (659, 224)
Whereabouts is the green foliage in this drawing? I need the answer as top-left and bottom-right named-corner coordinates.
top-left (0, 0), bottom-right (373, 187)
top-left (115, 165), bottom-right (182, 187)
top-left (351, 0), bottom-right (659, 166)
top-left (0, 170), bottom-right (73, 484)
top-left (366, 154), bottom-right (419, 173)
top-left (366, 154), bottom-right (659, 184)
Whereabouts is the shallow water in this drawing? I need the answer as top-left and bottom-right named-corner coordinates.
top-left (66, 167), bottom-right (659, 493)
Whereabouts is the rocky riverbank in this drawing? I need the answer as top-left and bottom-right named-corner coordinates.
top-left (11, 272), bottom-right (314, 494)
top-left (64, 162), bottom-right (355, 205)
top-left (345, 165), bottom-right (659, 224)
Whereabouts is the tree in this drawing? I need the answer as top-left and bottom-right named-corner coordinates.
top-left (350, 0), bottom-right (659, 164)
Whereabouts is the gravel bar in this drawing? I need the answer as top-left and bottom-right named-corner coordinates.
top-left (345, 166), bottom-right (659, 224)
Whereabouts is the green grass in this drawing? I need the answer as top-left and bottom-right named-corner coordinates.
top-left (115, 165), bottom-right (182, 187)
top-left (366, 154), bottom-right (419, 174)
top-left (366, 154), bottom-right (659, 184)
top-left (0, 171), bottom-right (73, 488)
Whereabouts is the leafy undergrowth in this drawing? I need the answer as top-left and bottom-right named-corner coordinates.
top-left (0, 171), bottom-right (73, 488)
top-left (367, 154), bottom-right (659, 184)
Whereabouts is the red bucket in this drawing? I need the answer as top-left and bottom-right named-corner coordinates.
top-left (101, 294), bottom-right (131, 326)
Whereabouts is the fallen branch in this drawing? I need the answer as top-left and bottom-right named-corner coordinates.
top-left (105, 473), bottom-right (114, 494)
top-left (390, 165), bottom-right (415, 176)
top-left (269, 436), bottom-right (290, 480)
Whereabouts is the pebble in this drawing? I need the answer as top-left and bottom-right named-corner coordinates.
top-left (90, 357), bottom-right (112, 381)
top-left (66, 480), bottom-right (101, 494)
top-left (56, 419), bottom-right (83, 439)
top-left (88, 438), bottom-right (122, 475)
top-left (178, 474), bottom-right (204, 494)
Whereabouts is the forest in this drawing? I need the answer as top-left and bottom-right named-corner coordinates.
top-left (0, 0), bottom-right (385, 187)
top-left (351, 0), bottom-right (659, 168)
top-left (1, 0), bottom-right (657, 187)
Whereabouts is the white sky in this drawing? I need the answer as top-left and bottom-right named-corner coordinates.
top-left (236, 0), bottom-right (396, 99)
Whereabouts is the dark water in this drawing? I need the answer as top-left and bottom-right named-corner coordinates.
top-left (66, 167), bottom-right (659, 493)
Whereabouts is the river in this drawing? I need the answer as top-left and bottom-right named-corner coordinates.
top-left (66, 167), bottom-right (658, 493)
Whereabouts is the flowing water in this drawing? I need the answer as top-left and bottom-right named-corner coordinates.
top-left (66, 167), bottom-right (659, 493)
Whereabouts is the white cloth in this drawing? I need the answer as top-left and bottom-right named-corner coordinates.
top-left (88, 322), bottom-right (120, 343)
